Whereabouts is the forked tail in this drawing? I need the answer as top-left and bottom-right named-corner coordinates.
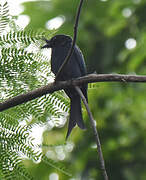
top-left (66, 95), bottom-right (86, 139)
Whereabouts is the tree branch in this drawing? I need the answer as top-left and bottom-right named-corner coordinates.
top-left (0, 73), bottom-right (146, 112)
top-left (55, 0), bottom-right (84, 80)
top-left (75, 86), bottom-right (109, 180)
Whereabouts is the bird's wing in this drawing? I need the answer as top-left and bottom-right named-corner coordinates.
top-left (73, 45), bottom-right (88, 102)
top-left (74, 45), bottom-right (87, 76)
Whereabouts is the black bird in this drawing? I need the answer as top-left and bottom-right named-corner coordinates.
top-left (42, 34), bottom-right (88, 138)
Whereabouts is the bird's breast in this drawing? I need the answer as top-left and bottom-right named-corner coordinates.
top-left (51, 46), bottom-right (70, 76)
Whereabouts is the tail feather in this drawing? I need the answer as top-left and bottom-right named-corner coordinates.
top-left (66, 96), bottom-right (86, 139)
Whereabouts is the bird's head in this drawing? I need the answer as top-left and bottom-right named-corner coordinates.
top-left (41, 34), bottom-right (72, 49)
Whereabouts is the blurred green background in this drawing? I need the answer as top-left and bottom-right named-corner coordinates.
top-left (20, 0), bottom-right (146, 179)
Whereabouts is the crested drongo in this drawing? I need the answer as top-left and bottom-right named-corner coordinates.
top-left (42, 34), bottom-right (88, 139)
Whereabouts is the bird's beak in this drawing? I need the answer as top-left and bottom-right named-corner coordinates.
top-left (41, 38), bottom-right (51, 49)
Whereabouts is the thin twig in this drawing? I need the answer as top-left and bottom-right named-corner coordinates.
top-left (75, 86), bottom-right (109, 180)
top-left (55, 0), bottom-right (84, 80)
top-left (0, 73), bottom-right (146, 112)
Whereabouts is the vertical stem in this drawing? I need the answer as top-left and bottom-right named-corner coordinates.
top-left (55, 0), bottom-right (84, 80)
top-left (75, 86), bottom-right (109, 180)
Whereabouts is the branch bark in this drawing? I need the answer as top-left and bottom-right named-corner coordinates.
top-left (1, 73), bottom-right (146, 179)
top-left (0, 73), bottom-right (146, 112)
top-left (75, 86), bottom-right (109, 180)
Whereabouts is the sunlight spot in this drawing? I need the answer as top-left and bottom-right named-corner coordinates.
top-left (7, 0), bottom-right (24, 15)
top-left (125, 38), bottom-right (137, 50)
top-left (31, 124), bottom-right (46, 145)
top-left (49, 173), bottom-right (59, 180)
top-left (15, 15), bottom-right (30, 29)
top-left (100, 0), bottom-right (108, 2)
top-left (57, 152), bottom-right (65, 160)
top-left (91, 143), bottom-right (97, 149)
top-left (6, 0), bottom-right (40, 16)
top-left (93, 119), bottom-right (97, 126)
top-left (55, 146), bottom-right (64, 154)
top-left (55, 146), bottom-right (66, 160)
top-left (46, 16), bottom-right (65, 30)
top-left (65, 142), bottom-right (74, 152)
top-left (46, 150), bottom-right (56, 159)
top-left (122, 8), bottom-right (132, 18)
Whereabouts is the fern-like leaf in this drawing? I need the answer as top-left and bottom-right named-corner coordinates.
top-left (0, 121), bottom-right (39, 179)
top-left (0, 29), bottom-right (54, 45)
top-left (0, 1), bottom-right (9, 34)
top-left (0, 1), bottom-right (71, 179)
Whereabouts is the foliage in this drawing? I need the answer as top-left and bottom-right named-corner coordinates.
top-left (21, 0), bottom-right (146, 180)
top-left (0, 122), bottom-right (37, 180)
top-left (1, 0), bottom-right (146, 179)
top-left (0, 1), bottom-right (70, 179)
